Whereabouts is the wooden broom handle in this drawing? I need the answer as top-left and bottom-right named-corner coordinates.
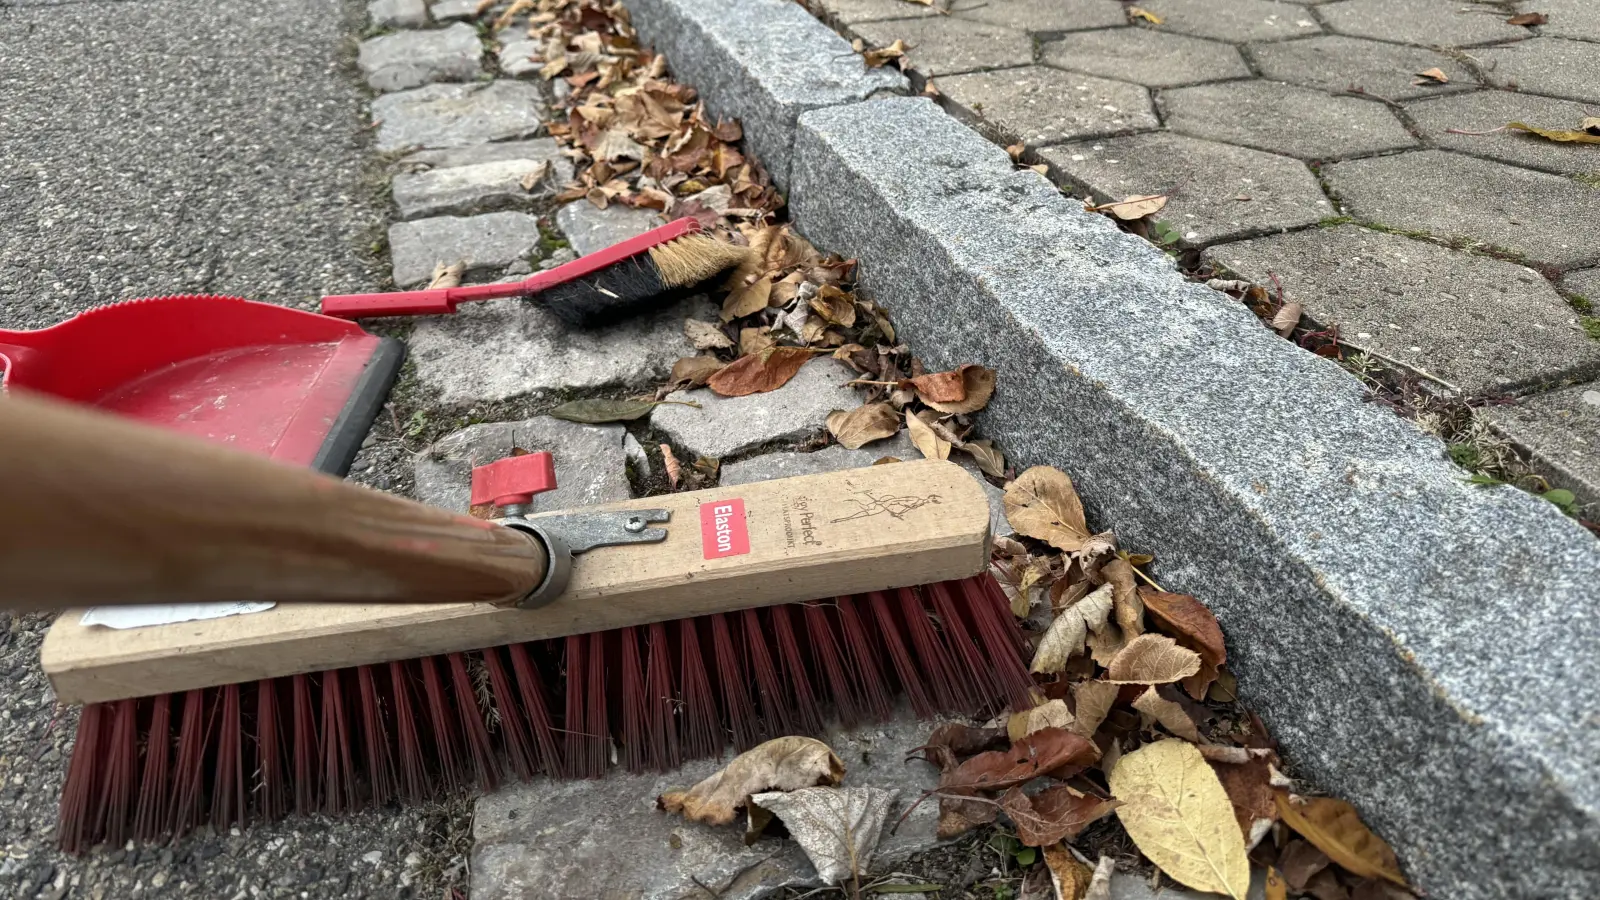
top-left (0, 390), bottom-right (548, 610)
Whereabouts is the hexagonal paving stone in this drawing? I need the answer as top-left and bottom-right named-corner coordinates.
top-left (1323, 150), bottom-right (1600, 269)
top-left (1487, 382), bottom-right (1600, 515)
top-left (1041, 28), bottom-right (1250, 88)
top-left (1517, 0), bottom-right (1600, 42)
top-left (1318, 0), bottom-right (1531, 47)
top-left (1564, 268), bottom-right (1600, 301)
top-left (1475, 38), bottom-right (1600, 104)
top-left (852, 18), bottom-right (1031, 77)
top-left (939, 66), bottom-right (1157, 146)
top-left (1130, 0), bottom-right (1320, 42)
top-left (1248, 35), bottom-right (1475, 101)
top-left (813, 0), bottom-right (946, 25)
top-left (1407, 92), bottom-right (1600, 176)
top-left (1205, 225), bottom-right (1600, 395)
top-left (949, 0), bottom-right (1124, 32)
top-left (1038, 133), bottom-right (1331, 245)
top-left (1162, 80), bottom-right (1416, 159)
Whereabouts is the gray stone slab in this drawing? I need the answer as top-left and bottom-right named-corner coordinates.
top-left (1319, 0), bottom-right (1531, 47)
top-left (471, 710), bottom-right (948, 900)
top-left (1488, 382), bottom-right (1600, 516)
top-left (1476, 37), bottom-right (1600, 104)
top-left (789, 95), bottom-right (1600, 900)
top-left (393, 157), bottom-right (567, 219)
top-left (399, 137), bottom-right (568, 171)
top-left (1038, 132), bottom-right (1332, 246)
top-left (413, 418), bottom-right (631, 515)
top-left (371, 80), bottom-right (548, 152)
top-left (947, 0), bottom-right (1126, 33)
top-left (624, 0), bottom-right (905, 190)
top-left (555, 201), bottom-right (664, 255)
top-left (1248, 34), bottom-right (1475, 101)
top-left (651, 359), bottom-right (860, 459)
top-left (388, 211), bottom-right (543, 287)
top-left (1041, 28), bottom-right (1252, 88)
top-left (851, 18), bottom-right (1033, 77)
top-left (1132, 0), bottom-right (1320, 43)
top-left (430, 0), bottom-right (477, 21)
top-left (938, 66), bottom-right (1158, 147)
top-left (1519, 0), bottom-right (1600, 42)
top-left (368, 0), bottom-right (427, 29)
top-left (812, 0), bottom-right (948, 25)
top-left (496, 38), bottom-right (541, 77)
top-left (1205, 225), bottom-right (1600, 394)
top-left (357, 23), bottom-right (483, 92)
top-left (408, 296), bottom-right (716, 403)
top-left (1323, 150), bottom-right (1600, 269)
top-left (1162, 80), bottom-right (1416, 159)
top-left (1405, 91), bottom-right (1600, 176)
top-left (1565, 268), bottom-right (1600, 301)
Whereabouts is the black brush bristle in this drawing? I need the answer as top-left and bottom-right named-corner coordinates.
top-left (539, 255), bottom-right (671, 329)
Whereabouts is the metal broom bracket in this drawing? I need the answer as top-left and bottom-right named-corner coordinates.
top-left (471, 453), bottom-right (670, 609)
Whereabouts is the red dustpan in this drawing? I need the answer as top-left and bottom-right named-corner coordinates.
top-left (0, 294), bottom-right (404, 475)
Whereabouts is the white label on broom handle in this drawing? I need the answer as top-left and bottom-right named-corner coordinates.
top-left (80, 601), bottom-right (276, 630)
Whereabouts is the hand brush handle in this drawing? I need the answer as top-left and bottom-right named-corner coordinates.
top-left (319, 217), bottom-right (702, 319)
top-left (0, 390), bottom-right (548, 609)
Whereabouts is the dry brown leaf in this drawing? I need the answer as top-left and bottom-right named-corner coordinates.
top-left (660, 443), bottom-right (681, 490)
top-left (1505, 121), bottom-right (1600, 143)
top-left (937, 792), bottom-right (999, 839)
top-left (1007, 699), bottom-right (1075, 742)
top-left (905, 409), bottom-right (951, 460)
top-left (827, 403), bottom-right (900, 449)
top-left (1110, 740), bottom-right (1250, 899)
top-left (1132, 687), bottom-right (1201, 742)
top-left (1069, 680), bottom-right (1119, 739)
top-left (911, 722), bottom-right (1007, 772)
top-left (1267, 866), bottom-right (1289, 900)
top-left (1276, 794), bottom-right (1409, 888)
top-left (1270, 300), bottom-right (1302, 337)
top-left (707, 348), bottom-right (815, 397)
top-left (941, 727), bottom-right (1100, 795)
top-left (1140, 587), bottom-right (1227, 699)
top-left (669, 355), bottom-right (724, 389)
top-left (1107, 634), bottom-right (1202, 684)
top-left (721, 275), bottom-right (773, 321)
top-left (922, 364), bottom-right (997, 414)
top-left (1093, 193), bottom-right (1168, 220)
top-left (1102, 557), bottom-right (1144, 640)
top-left (518, 160), bottom-right (553, 191)
top-left (738, 326), bottom-right (776, 357)
top-left (1004, 466), bottom-right (1090, 551)
top-left (961, 438), bottom-right (1006, 477)
top-left (1031, 583), bottom-right (1114, 673)
top-left (907, 366), bottom-right (967, 403)
top-left (1002, 784), bottom-right (1121, 847)
top-left (809, 285), bottom-right (857, 327)
top-left (658, 736), bottom-right (844, 825)
top-left (1279, 839), bottom-right (1333, 891)
top-left (427, 260), bottom-right (465, 290)
top-left (1305, 869), bottom-right (1351, 900)
top-left (1127, 5), bottom-right (1162, 23)
top-left (684, 318), bottom-right (734, 350)
top-left (1412, 67), bottom-right (1449, 84)
top-left (861, 38), bottom-right (909, 68)
top-left (1506, 11), bottom-right (1546, 25)
top-left (1044, 844), bottom-right (1096, 900)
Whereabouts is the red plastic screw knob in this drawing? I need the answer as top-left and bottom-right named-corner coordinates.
top-left (470, 452), bottom-right (557, 509)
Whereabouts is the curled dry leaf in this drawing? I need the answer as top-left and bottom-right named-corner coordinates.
top-left (1083, 855), bottom-right (1115, 900)
top-left (739, 326), bottom-right (776, 357)
top-left (826, 402), bottom-right (900, 450)
top-left (910, 722), bottom-right (1007, 772)
top-left (1275, 794), bottom-right (1409, 888)
top-left (1004, 466), bottom-right (1091, 552)
top-left (1008, 699), bottom-right (1075, 742)
top-left (684, 318), bottom-right (735, 350)
top-left (809, 284), bottom-right (857, 327)
top-left (961, 438), bottom-right (1006, 477)
top-left (1110, 740), bottom-right (1250, 899)
top-left (658, 736), bottom-right (844, 826)
top-left (721, 275), bottom-right (773, 321)
top-left (1132, 687), bottom-right (1201, 743)
top-left (669, 355), bottom-right (726, 389)
top-left (1092, 194), bottom-right (1168, 220)
top-left (1126, 5), bottom-right (1162, 23)
top-left (1270, 300), bottom-right (1303, 337)
top-left (905, 408), bottom-right (951, 460)
top-left (1102, 558), bottom-right (1144, 640)
top-left (1267, 867), bottom-right (1289, 900)
top-left (1031, 583), bottom-right (1114, 674)
top-left (860, 38), bottom-right (910, 68)
top-left (1141, 587), bottom-right (1227, 700)
top-left (708, 348), bottom-right (816, 397)
top-left (1107, 634), bottom-right (1202, 684)
top-left (1505, 121), bottom-right (1600, 144)
top-left (427, 260), bottom-right (465, 290)
top-left (941, 727), bottom-right (1100, 796)
top-left (660, 443), bottom-right (681, 490)
top-left (1212, 754), bottom-right (1279, 842)
top-left (1044, 844), bottom-right (1096, 900)
top-left (751, 786), bottom-right (897, 885)
top-left (1002, 784), bottom-right (1120, 847)
top-left (1412, 67), bottom-right (1449, 84)
top-left (921, 364), bottom-right (997, 414)
top-left (1279, 839), bottom-right (1333, 891)
top-left (1506, 11), bottom-right (1546, 25)
top-left (1069, 680), bottom-right (1120, 739)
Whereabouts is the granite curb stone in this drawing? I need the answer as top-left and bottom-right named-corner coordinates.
top-left (789, 96), bottom-right (1600, 900)
top-left (623, 0), bottom-right (904, 190)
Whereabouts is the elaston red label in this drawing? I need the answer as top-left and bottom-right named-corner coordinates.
top-left (699, 499), bottom-right (750, 560)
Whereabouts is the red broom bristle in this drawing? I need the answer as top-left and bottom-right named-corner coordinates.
top-left (644, 622), bottom-right (680, 771)
top-left (506, 643), bottom-right (563, 778)
top-left (740, 608), bottom-right (793, 737)
top-left (135, 693), bottom-right (172, 844)
top-left (802, 602), bottom-right (861, 726)
top-left (961, 577), bottom-right (1038, 710)
top-left (585, 633), bottom-right (609, 777)
top-left (895, 586), bottom-right (970, 712)
top-left (419, 655), bottom-right (467, 793)
top-left (835, 596), bottom-right (893, 721)
top-left (58, 703), bottom-right (104, 854)
top-left (710, 614), bottom-right (761, 751)
top-left (254, 680), bottom-right (284, 823)
top-left (866, 591), bottom-right (934, 716)
top-left (449, 653), bottom-right (501, 792)
top-left (94, 699), bottom-right (138, 848)
top-left (619, 627), bottom-right (648, 772)
top-left (211, 685), bottom-right (245, 831)
top-left (388, 661), bottom-right (428, 803)
top-left (356, 666), bottom-right (395, 806)
top-left (928, 582), bottom-right (1001, 709)
top-left (320, 670), bottom-right (357, 815)
top-left (769, 604), bottom-right (824, 735)
top-left (979, 575), bottom-right (1032, 657)
top-left (482, 648), bottom-right (536, 781)
top-left (170, 688), bottom-right (209, 838)
top-left (677, 619), bottom-right (723, 760)
top-left (291, 675), bottom-right (318, 816)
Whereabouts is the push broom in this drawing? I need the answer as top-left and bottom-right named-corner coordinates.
top-left (1, 391), bottom-right (1034, 852)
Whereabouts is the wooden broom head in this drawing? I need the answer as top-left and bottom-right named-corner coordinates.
top-left (41, 459), bottom-right (993, 705)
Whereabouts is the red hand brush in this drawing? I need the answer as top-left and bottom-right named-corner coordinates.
top-left (3, 393), bottom-right (1033, 852)
top-left (320, 217), bottom-right (754, 326)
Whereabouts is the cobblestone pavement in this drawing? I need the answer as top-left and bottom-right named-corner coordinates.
top-left (809, 0), bottom-right (1600, 514)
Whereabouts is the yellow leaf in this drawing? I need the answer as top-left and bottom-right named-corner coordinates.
top-left (808, 284), bottom-right (857, 327)
top-left (1069, 680), bottom-right (1119, 739)
top-left (1266, 866), bottom-right (1288, 900)
top-left (1505, 121), bottom-right (1600, 144)
top-left (1107, 634), bottom-right (1202, 684)
top-left (1091, 193), bottom-right (1168, 220)
top-left (960, 438), bottom-right (1006, 477)
top-left (905, 409), bottom-right (950, 460)
top-left (1109, 740), bottom-right (1250, 898)
top-left (826, 402), bottom-right (900, 450)
top-left (1131, 686), bottom-right (1201, 743)
top-left (1007, 698), bottom-right (1075, 741)
top-left (1043, 844), bottom-right (1096, 900)
top-left (1275, 794), bottom-right (1409, 887)
top-left (1127, 6), bottom-right (1163, 24)
top-left (1003, 465), bottom-right (1090, 551)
